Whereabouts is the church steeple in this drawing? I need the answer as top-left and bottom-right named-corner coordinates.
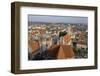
top-left (63, 24), bottom-right (73, 45)
top-left (67, 24), bottom-right (72, 35)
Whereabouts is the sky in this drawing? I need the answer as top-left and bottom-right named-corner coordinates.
top-left (28, 15), bottom-right (88, 24)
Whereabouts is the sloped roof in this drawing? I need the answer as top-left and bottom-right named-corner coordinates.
top-left (57, 45), bottom-right (74, 59)
top-left (47, 45), bottom-right (74, 59)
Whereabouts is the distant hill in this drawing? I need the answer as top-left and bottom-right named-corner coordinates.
top-left (28, 21), bottom-right (87, 26)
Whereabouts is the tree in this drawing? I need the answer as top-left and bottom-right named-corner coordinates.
top-left (59, 31), bottom-right (67, 37)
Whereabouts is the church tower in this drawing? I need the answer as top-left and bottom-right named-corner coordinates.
top-left (67, 24), bottom-right (73, 45)
top-left (68, 24), bottom-right (72, 35)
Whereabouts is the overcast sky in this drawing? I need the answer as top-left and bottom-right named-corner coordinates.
top-left (28, 15), bottom-right (88, 24)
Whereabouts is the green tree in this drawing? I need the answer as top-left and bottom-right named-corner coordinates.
top-left (59, 31), bottom-right (67, 37)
